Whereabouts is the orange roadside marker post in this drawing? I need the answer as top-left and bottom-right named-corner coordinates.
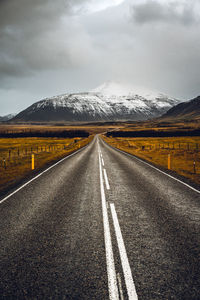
top-left (168, 154), bottom-right (171, 170)
top-left (32, 154), bottom-right (35, 170)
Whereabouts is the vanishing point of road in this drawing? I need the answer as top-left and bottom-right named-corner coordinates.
top-left (0, 136), bottom-right (199, 299)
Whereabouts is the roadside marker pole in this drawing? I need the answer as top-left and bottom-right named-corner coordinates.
top-left (193, 161), bottom-right (196, 174)
top-left (32, 154), bottom-right (35, 170)
top-left (168, 154), bottom-right (171, 170)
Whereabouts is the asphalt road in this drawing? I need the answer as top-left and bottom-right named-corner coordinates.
top-left (0, 136), bottom-right (199, 299)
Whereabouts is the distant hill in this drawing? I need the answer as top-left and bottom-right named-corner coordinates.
top-left (161, 96), bottom-right (200, 120)
top-left (0, 114), bottom-right (16, 122)
top-left (11, 81), bottom-right (181, 123)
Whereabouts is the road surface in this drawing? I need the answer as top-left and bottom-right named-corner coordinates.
top-left (0, 136), bottom-right (200, 299)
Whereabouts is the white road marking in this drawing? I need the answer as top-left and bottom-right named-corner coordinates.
top-left (110, 203), bottom-right (138, 300)
top-left (98, 151), bottom-right (119, 300)
top-left (103, 168), bottom-right (110, 190)
top-left (102, 157), bottom-right (105, 166)
top-left (104, 140), bottom-right (200, 195)
top-left (0, 143), bottom-right (91, 205)
top-left (117, 273), bottom-right (124, 300)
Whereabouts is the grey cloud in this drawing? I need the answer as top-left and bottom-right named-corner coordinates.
top-left (132, 1), bottom-right (198, 26)
top-left (0, 0), bottom-right (93, 79)
top-left (0, 0), bottom-right (200, 115)
top-left (0, 0), bottom-right (86, 27)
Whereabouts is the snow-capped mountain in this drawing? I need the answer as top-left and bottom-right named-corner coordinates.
top-left (12, 81), bottom-right (181, 122)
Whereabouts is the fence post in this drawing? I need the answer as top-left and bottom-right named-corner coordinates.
top-left (3, 158), bottom-right (6, 169)
top-left (168, 154), bottom-right (171, 170)
top-left (193, 161), bottom-right (196, 174)
top-left (32, 154), bottom-right (35, 170)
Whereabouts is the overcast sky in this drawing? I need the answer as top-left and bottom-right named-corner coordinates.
top-left (0, 0), bottom-right (200, 115)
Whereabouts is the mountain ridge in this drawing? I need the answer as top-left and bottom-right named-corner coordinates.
top-left (161, 95), bottom-right (200, 120)
top-left (11, 81), bottom-right (181, 122)
top-left (0, 114), bottom-right (16, 122)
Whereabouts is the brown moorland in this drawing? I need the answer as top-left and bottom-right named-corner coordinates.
top-left (0, 135), bottom-right (93, 196)
top-left (102, 135), bottom-right (200, 186)
top-left (0, 122), bottom-right (129, 195)
top-left (0, 123), bottom-right (124, 135)
top-left (1, 118), bottom-right (200, 195)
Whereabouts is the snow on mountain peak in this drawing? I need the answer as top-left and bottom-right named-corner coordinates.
top-left (91, 81), bottom-right (132, 96)
top-left (91, 81), bottom-right (170, 101)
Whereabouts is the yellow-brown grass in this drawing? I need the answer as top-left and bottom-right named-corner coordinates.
top-left (123, 119), bottom-right (200, 131)
top-left (0, 136), bottom-right (93, 194)
top-left (0, 124), bottom-right (124, 135)
top-left (102, 136), bottom-right (200, 185)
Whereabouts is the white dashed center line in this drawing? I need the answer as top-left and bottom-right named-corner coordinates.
top-left (98, 145), bottom-right (119, 300)
top-left (98, 141), bottom-right (138, 299)
top-left (110, 203), bottom-right (138, 300)
top-left (103, 168), bottom-right (110, 190)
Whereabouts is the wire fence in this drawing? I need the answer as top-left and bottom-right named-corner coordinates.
top-left (0, 141), bottom-right (78, 170)
top-left (105, 137), bottom-right (200, 179)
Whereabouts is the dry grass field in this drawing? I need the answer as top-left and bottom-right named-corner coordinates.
top-left (0, 123), bottom-right (123, 135)
top-left (1, 120), bottom-right (200, 194)
top-left (124, 119), bottom-right (200, 131)
top-left (0, 136), bottom-right (93, 195)
top-left (103, 135), bottom-right (200, 185)
top-left (0, 122), bottom-right (127, 195)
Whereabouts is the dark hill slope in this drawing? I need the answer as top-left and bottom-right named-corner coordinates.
top-left (162, 96), bottom-right (200, 120)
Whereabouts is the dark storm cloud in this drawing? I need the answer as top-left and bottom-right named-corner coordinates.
top-left (0, 0), bottom-right (88, 28)
top-left (0, 0), bottom-right (93, 79)
top-left (132, 0), bottom-right (198, 25)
